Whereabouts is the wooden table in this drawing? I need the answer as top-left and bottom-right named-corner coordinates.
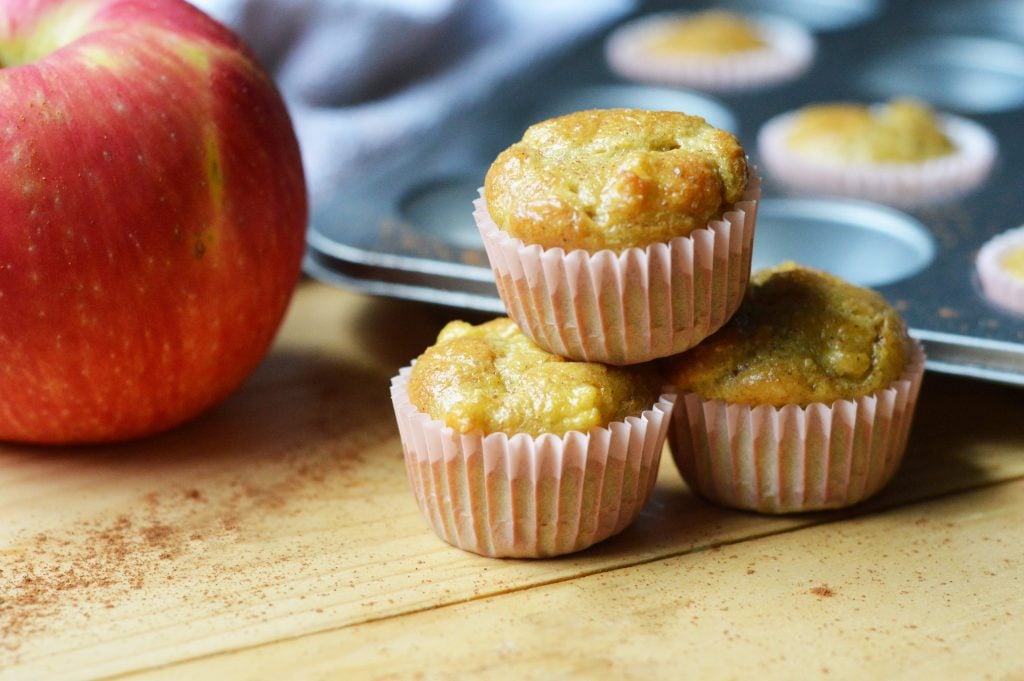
top-left (3, 281), bottom-right (1023, 681)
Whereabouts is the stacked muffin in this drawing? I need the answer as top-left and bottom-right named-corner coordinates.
top-left (392, 108), bottom-right (924, 558)
top-left (391, 318), bottom-right (672, 558)
top-left (478, 109), bottom-right (759, 365)
top-left (664, 262), bottom-right (925, 513)
top-left (392, 109), bottom-right (754, 557)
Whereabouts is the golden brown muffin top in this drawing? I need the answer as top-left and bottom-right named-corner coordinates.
top-left (666, 263), bottom-right (910, 407)
top-left (408, 318), bottom-right (660, 436)
top-left (484, 108), bottom-right (748, 253)
top-left (786, 98), bottom-right (956, 164)
top-left (644, 10), bottom-right (767, 55)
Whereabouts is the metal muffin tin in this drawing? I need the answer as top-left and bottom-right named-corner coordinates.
top-left (305, 0), bottom-right (1024, 386)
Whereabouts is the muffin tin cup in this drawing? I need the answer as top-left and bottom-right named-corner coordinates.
top-left (604, 12), bottom-right (815, 92)
top-left (390, 368), bottom-right (674, 558)
top-left (474, 174), bottom-right (761, 366)
top-left (757, 110), bottom-right (997, 207)
top-left (667, 340), bottom-right (926, 514)
top-left (976, 226), bottom-right (1024, 316)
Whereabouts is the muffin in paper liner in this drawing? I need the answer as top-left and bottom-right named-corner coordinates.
top-left (390, 367), bottom-right (674, 558)
top-left (474, 173), bottom-right (760, 366)
top-left (757, 109), bottom-right (996, 207)
top-left (976, 226), bottom-right (1024, 316)
top-left (604, 12), bottom-right (815, 92)
top-left (667, 340), bottom-right (926, 514)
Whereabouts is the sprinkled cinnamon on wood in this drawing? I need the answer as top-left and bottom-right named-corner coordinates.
top-left (810, 584), bottom-right (836, 598)
top-left (0, 421), bottom-right (391, 661)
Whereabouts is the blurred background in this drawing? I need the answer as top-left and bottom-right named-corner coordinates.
top-left (191, 0), bottom-right (1024, 385)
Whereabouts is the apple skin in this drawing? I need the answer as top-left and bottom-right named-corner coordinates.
top-left (0, 0), bottom-right (308, 443)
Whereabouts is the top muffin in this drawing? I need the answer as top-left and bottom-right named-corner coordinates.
top-left (408, 317), bottom-right (660, 437)
top-left (785, 98), bottom-right (955, 164)
top-left (666, 263), bottom-right (910, 407)
top-left (484, 109), bottom-right (748, 253)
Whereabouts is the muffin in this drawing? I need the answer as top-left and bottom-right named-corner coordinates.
top-left (758, 98), bottom-right (996, 206)
top-left (604, 10), bottom-right (815, 92)
top-left (976, 226), bottom-right (1024, 315)
top-left (391, 317), bottom-right (674, 558)
top-left (476, 108), bottom-right (761, 365)
top-left (664, 263), bottom-right (925, 513)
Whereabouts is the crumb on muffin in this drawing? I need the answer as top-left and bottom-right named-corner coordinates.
top-left (644, 10), bottom-right (767, 55)
top-left (408, 317), bottom-right (661, 436)
top-left (786, 98), bottom-right (956, 164)
top-left (666, 263), bottom-right (910, 407)
top-left (484, 108), bottom-right (748, 253)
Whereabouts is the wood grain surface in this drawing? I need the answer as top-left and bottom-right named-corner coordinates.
top-left (2, 282), bottom-right (1022, 681)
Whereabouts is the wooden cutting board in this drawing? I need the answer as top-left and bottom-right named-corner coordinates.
top-left (2, 282), bottom-right (1023, 680)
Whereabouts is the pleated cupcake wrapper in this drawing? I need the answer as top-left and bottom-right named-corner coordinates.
top-left (976, 226), bottom-right (1024, 316)
top-left (391, 367), bottom-right (674, 558)
top-left (475, 173), bottom-right (760, 366)
top-left (757, 111), bottom-right (997, 208)
top-left (668, 341), bottom-right (926, 514)
top-left (604, 12), bottom-right (815, 92)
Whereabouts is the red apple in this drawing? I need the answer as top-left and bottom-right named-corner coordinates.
top-left (0, 0), bottom-right (308, 443)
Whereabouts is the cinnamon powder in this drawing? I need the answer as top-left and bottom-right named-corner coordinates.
top-left (1, 492), bottom-right (204, 651)
top-left (810, 584), bottom-right (836, 598)
top-left (0, 421), bottom-right (388, 662)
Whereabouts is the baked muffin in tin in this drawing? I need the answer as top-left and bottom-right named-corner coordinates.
top-left (976, 226), bottom-right (1024, 316)
top-left (605, 10), bottom-right (815, 92)
top-left (758, 98), bottom-right (996, 206)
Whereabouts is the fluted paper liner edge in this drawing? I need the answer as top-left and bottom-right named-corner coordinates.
top-left (668, 340), bottom-right (926, 514)
top-left (475, 173), bottom-right (760, 365)
top-left (391, 368), bottom-right (675, 558)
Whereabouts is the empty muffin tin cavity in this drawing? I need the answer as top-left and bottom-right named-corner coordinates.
top-left (861, 36), bottom-right (1024, 114)
top-left (530, 84), bottom-right (737, 133)
top-left (751, 199), bottom-right (936, 288)
top-left (400, 177), bottom-right (482, 251)
top-left (928, 0), bottom-right (1024, 42)
top-left (715, 0), bottom-right (881, 31)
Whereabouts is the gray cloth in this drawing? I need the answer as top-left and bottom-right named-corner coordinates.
top-left (190, 0), bottom-right (633, 208)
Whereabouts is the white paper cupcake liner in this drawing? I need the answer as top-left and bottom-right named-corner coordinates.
top-left (391, 367), bottom-right (674, 558)
top-left (757, 110), bottom-right (997, 207)
top-left (976, 226), bottom-right (1024, 316)
top-left (668, 340), bottom-right (926, 514)
top-left (605, 12), bottom-right (815, 92)
top-left (474, 173), bottom-right (760, 366)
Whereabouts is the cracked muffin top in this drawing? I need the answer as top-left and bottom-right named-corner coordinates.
top-left (665, 263), bottom-right (910, 407)
top-left (484, 108), bottom-right (748, 253)
top-left (785, 98), bottom-right (955, 164)
top-left (408, 317), bottom-right (661, 437)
